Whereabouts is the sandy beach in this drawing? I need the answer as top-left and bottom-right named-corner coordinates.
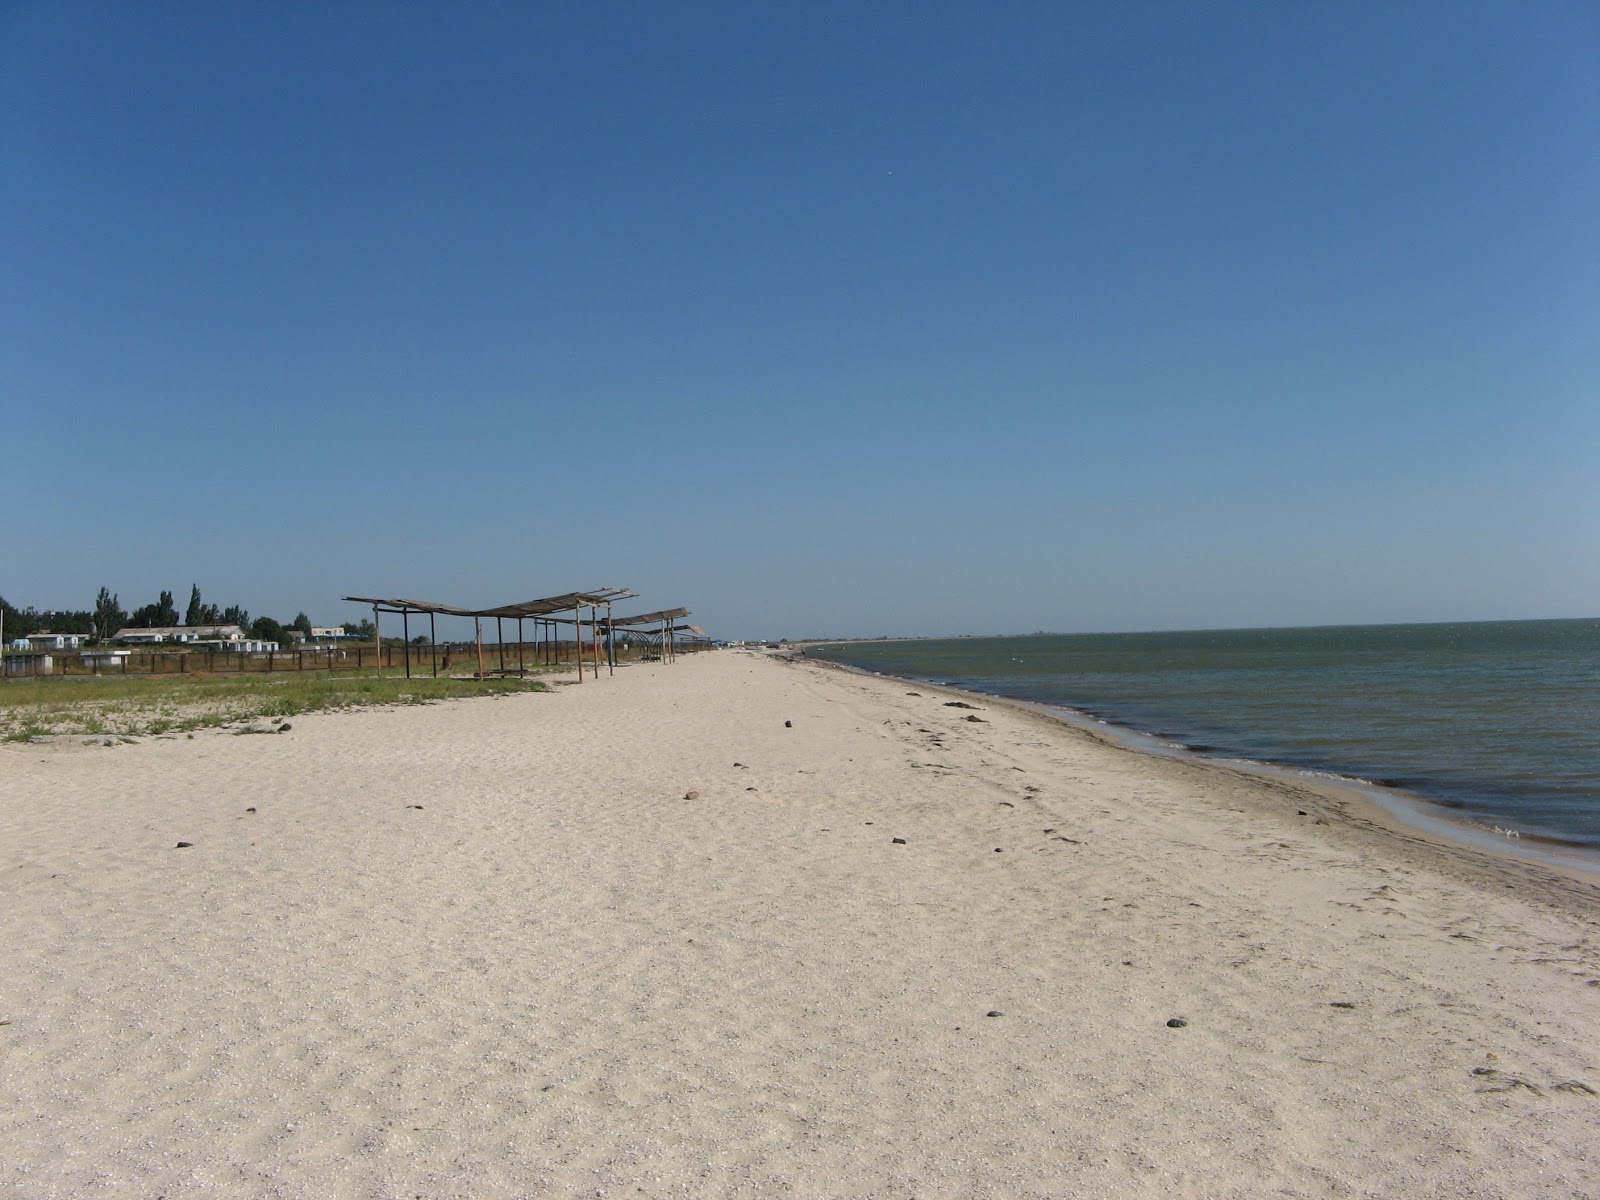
top-left (3, 648), bottom-right (1598, 1199)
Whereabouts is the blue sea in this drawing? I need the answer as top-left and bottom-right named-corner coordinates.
top-left (808, 620), bottom-right (1600, 856)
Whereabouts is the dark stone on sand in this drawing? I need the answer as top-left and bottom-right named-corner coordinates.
top-left (1298, 810), bottom-right (1308, 816)
top-left (1166, 1017), bottom-right (1187, 1028)
top-left (733, 762), bottom-right (745, 767)
top-left (965, 714), bottom-right (987, 723)
top-left (746, 786), bottom-right (758, 791)
top-left (994, 847), bottom-right (1003, 852)
top-left (684, 790), bottom-right (700, 800)
top-left (245, 807), bottom-right (256, 813)
top-left (986, 1010), bottom-right (1003, 1017)
top-left (892, 837), bottom-right (907, 844)
top-left (406, 804), bottom-right (424, 809)
top-left (906, 691), bottom-right (921, 696)
top-left (1330, 1001), bottom-right (1356, 1009)
top-left (998, 801), bottom-right (1014, 807)
top-left (175, 842), bottom-right (193, 849)
top-left (277, 723), bottom-right (292, 733)
top-left (784, 720), bottom-right (792, 728)
top-left (944, 701), bottom-right (977, 709)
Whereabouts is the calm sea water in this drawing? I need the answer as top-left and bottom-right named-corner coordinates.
top-left (808, 620), bottom-right (1600, 851)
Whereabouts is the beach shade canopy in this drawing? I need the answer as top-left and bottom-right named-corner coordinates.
top-left (604, 607), bottom-right (690, 627)
top-left (342, 589), bottom-right (635, 619)
top-left (341, 588), bottom-right (639, 680)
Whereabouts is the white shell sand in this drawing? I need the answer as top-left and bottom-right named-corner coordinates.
top-left (3, 650), bottom-right (1597, 1198)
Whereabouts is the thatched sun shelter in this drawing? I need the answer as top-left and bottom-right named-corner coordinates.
top-left (342, 589), bottom-right (643, 681)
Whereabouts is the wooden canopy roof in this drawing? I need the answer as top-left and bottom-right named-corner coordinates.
top-left (605, 607), bottom-right (689, 627)
top-left (343, 589), bottom-right (635, 619)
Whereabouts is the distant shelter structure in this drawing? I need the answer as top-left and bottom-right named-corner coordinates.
top-left (343, 589), bottom-right (672, 681)
top-left (601, 608), bottom-right (700, 663)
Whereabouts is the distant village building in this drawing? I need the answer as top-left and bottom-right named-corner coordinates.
top-left (110, 625), bottom-right (278, 652)
top-left (79, 650), bottom-right (131, 670)
top-left (21, 632), bottom-right (86, 650)
top-left (112, 624), bottom-right (246, 644)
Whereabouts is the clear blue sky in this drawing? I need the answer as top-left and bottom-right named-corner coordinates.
top-left (4, 2), bottom-right (1596, 640)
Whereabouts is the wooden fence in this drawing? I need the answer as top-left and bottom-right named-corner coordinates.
top-left (1, 638), bottom-right (707, 679)
top-left (0, 643), bottom-right (577, 679)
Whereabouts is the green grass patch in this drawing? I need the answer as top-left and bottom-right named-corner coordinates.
top-left (0, 669), bottom-right (550, 740)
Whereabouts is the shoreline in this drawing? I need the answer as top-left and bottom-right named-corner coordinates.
top-left (5, 649), bottom-right (1599, 1196)
top-left (790, 651), bottom-right (1600, 910)
top-left (796, 647), bottom-right (1600, 889)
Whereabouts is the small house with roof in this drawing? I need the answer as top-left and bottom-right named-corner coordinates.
top-left (110, 624), bottom-right (276, 652)
top-left (22, 632), bottom-right (86, 650)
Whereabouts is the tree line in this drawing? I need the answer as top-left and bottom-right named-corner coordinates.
top-left (2, 585), bottom-right (376, 647)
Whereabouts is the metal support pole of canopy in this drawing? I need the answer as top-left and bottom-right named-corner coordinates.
top-left (574, 604), bottom-right (583, 682)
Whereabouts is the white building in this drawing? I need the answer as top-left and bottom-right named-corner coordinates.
top-left (79, 650), bottom-right (131, 670)
top-left (112, 624), bottom-right (248, 646)
top-left (23, 632), bottom-right (85, 650)
top-left (184, 638), bottom-right (280, 654)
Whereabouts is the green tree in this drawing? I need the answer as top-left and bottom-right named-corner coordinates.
top-left (1, 596), bottom-right (39, 641)
top-left (130, 590), bottom-right (180, 628)
top-left (93, 588), bottom-right (127, 643)
top-left (222, 604), bottom-right (250, 628)
top-left (292, 612), bottom-right (313, 636)
top-left (251, 616), bottom-right (287, 646)
top-left (185, 584), bottom-right (204, 627)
